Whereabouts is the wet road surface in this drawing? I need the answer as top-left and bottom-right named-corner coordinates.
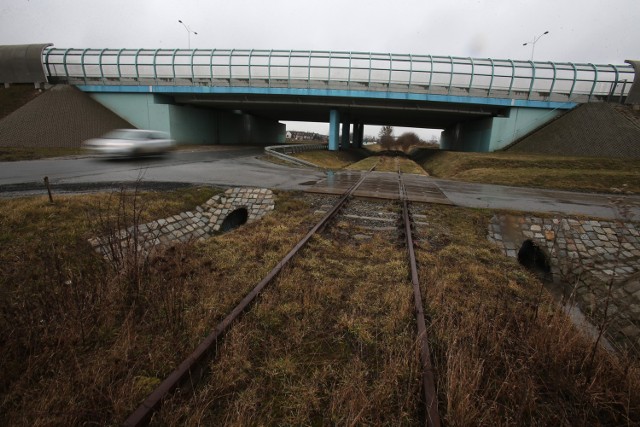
top-left (1, 146), bottom-right (638, 220)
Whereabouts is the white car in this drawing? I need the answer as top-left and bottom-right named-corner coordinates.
top-left (83, 129), bottom-right (175, 157)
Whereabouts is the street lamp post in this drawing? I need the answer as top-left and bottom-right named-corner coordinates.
top-left (178, 19), bottom-right (198, 49)
top-left (523, 31), bottom-right (549, 61)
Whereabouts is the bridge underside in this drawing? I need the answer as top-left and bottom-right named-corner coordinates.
top-left (84, 85), bottom-right (570, 151)
top-left (171, 92), bottom-right (505, 129)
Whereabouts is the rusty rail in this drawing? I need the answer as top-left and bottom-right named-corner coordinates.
top-left (399, 172), bottom-right (441, 427)
top-left (123, 171), bottom-right (371, 426)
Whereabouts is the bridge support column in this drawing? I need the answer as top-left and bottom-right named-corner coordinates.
top-left (329, 109), bottom-right (340, 151)
top-left (353, 123), bottom-right (364, 148)
top-left (341, 120), bottom-right (350, 149)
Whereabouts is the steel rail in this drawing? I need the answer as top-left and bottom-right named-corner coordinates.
top-left (123, 171), bottom-right (372, 427)
top-left (399, 172), bottom-right (441, 427)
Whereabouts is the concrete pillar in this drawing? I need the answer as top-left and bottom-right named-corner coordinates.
top-left (341, 120), bottom-right (351, 149)
top-left (329, 109), bottom-right (340, 151)
top-left (354, 123), bottom-right (364, 148)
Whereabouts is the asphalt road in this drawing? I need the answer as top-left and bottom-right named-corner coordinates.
top-left (1, 145), bottom-right (638, 220)
top-left (0, 146), bottom-right (324, 190)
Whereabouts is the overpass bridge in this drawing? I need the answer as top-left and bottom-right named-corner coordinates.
top-left (2, 44), bottom-right (639, 151)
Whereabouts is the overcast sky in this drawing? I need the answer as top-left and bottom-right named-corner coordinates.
top-left (2, 0), bottom-right (639, 139)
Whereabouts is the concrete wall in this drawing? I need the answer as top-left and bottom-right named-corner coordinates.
top-left (90, 92), bottom-right (284, 145)
top-left (440, 117), bottom-right (493, 152)
top-left (489, 107), bottom-right (562, 151)
top-left (440, 106), bottom-right (561, 152)
top-left (90, 93), bottom-right (172, 133)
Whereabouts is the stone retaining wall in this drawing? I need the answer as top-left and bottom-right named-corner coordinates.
top-left (488, 214), bottom-right (640, 351)
top-left (90, 187), bottom-right (274, 258)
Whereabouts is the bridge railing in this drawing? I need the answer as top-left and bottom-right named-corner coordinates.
top-left (264, 143), bottom-right (327, 167)
top-left (43, 48), bottom-right (635, 103)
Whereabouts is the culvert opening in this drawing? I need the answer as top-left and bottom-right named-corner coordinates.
top-left (517, 239), bottom-right (551, 275)
top-left (220, 208), bottom-right (249, 232)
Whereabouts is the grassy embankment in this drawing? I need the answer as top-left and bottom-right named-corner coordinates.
top-left (0, 146), bottom-right (84, 161)
top-left (414, 205), bottom-right (640, 424)
top-left (1, 187), bottom-right (639, 424)
top-left (415, 149), bottom-right (640, 194)
top-left (291, 145), bottom-right (426, 174)
top-left (291, 148), bottom-right (370, 169)
top-left (298, 143), bottom-right (640, 193)
top-left (347, 154), bottom-right (427, 175)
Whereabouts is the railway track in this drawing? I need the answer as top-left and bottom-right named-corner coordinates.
top-left (124, 166), bottom-right (440, 426)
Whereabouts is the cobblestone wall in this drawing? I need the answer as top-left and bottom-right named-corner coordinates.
top-left (488, 214), bottom-right (640, 350)
top-left (89, 187), bottom-right (274, 258)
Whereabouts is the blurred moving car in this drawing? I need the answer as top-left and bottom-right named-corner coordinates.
top-left (82, 129), bottom-right (175, 157)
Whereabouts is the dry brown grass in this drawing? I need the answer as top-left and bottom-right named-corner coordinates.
top-left (0, 146), bottom-right (84, 161)
top-left (3, 188), bottom-right (639, 425)
top-left (415, 205), bottom-right (640, 425)
top-left (292, 148), bottom-right (370, 169)
top-left (348, 155), bottom-right (427, 175)
top-left (0, 187), bottom-right (316, 425)
top-left (156, 217), bottom-right (421, 425)
top-left (414, 149), bottom-right (640, 194)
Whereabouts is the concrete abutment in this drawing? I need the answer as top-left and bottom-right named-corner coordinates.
top-left (90, 92), bottom-right (285, 145)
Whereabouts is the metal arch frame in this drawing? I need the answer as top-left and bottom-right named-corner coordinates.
top-left (387, 53), bottom-right (393, 88)
top-left (608, 63), bottom-right (620, 99)
top-left (247, 49), bottom-right (254, 83)
top-left (170, 49), bottom-right (179, 81)
top-left (527, 60), bottom-right (536, 99)
top-left (307, 51), bottom-right (313, 89)
top-left (427, 55), bottom-right (434, 89)
top-left (79, 48), bottom-right (91, 83)
top-left (568, 62), bottom-right (578, 98)
top-left (97, 48), bottom-right (110, 84)
top-left (447, 56), bottom-right (454, 94)
top-left (588, 63), bottom-right (598, 100)
top-left (133, 48), bottom-right (143, 80)
top-left (367, 52), bottom-right (372, 88)
top-left (287, 50), bottom-right (293, 88)
top-left (151, 48), bottom-right (161, 82)
top-left (62, 48), bottom-right (72, 80)
top-left (115, 48), bottom-right (125, 79)
top-left (40, 47), bottom-right (636, 101)
top-left (468, 57), bottom-right (475, 91)
top-left (190, 49), bottom-right (198, 82)
top-left (44, 48), bottom-right (55, 77)
top-left (229, 49), bottom-right (235, 83)
top-left (267, 49), bottom-right (272, 88)
top-left (548, 61), bottom-right (557, 97)
top-left (407, 54), bottom-right (414, 90)
top-left (209, 49), bottom-right (216, 84)
top-left (487, 58), bottom-right (495, 96)
top-left (507, 59), bottom-right (516, 95)
top-left (348, 51), bottom-right (353, 89)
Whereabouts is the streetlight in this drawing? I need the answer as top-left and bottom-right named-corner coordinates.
top-left (178, 19), bottom-right (198, 49)
top-left (523, 31), bottom-right (549, 61)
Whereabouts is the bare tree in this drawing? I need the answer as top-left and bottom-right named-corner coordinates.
top-left (396, 132), bottom-right (420, 152)
top-left (378, 126), bottom-right (394, 150)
